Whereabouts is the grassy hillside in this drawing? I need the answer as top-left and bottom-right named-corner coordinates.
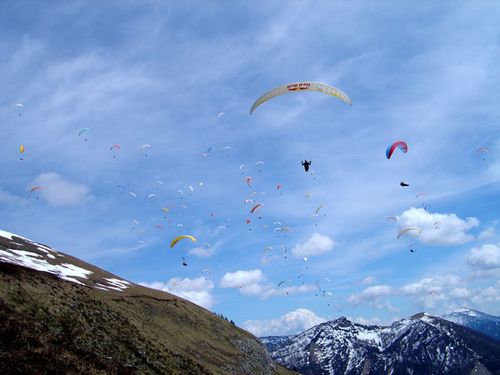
top-left (0, 232), bottom-right (295, 375)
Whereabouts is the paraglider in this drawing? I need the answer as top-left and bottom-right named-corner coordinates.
top-left (14, 103), bottom-right (23, 116)
top-left (202, 269), bottom-right (212, 279)
top-left (217, 112), bottom-right (225, 121)
top-left (397, 227), bottom-right (421, 239)
top-left (476, 147), bottom-right (488, 160)
top-left (110, 144), bottom-right (120, 158)
top-left (161, 207), bottom-right (170, 213)
top-left (250, 82), bottom-right (352, 114)
top-left (276, 184), bottom-right (283, 191)
top-left (245, 176), bottom-right (253, 186)
top-left (301, 160), bottom-right (312, 172)
top-left (256, 161), bottom-right (264, 172)
top-left (78, 128), bottom-right (90, 140)
top-left (281, 245), bottom-right (287, 258)
top-left (415, 192), bottom-right (427, 199)
top-left (278, 280), bottom-right (292, 287)
top-left (19, 144), bottom-right (25, 160)
top-left (314, 204), bottom-right (326, 216)
top-left (170, 235), bottom-right (197, 248)
top-left (182, 257), bottom-right (188, 266)
top-left (140, 144), bottom-right (151, 156)
top-left (250, 203), bottom-right (263, 214)
top-left (30, 186), bottom-right (43, 200)
top-left (386, 141), bottom-right (408, 159)
top-left (315, 277), bottom-right (331, 290)
top-left (400, 181), bottom-right (410, 187)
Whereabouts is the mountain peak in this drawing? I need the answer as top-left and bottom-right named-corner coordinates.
top-left (410, 312), bottom-right (431, 320)
top-left (262, 311), bottom-right (500, 374)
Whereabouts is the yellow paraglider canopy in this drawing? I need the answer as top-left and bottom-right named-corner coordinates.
top-left (170, 235), bottom-right (197, 248)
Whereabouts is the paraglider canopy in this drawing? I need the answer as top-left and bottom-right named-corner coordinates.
top-left (386, 141), bottom-right (408, 159)
top-left (397, 227), bottom-right (421, 239)
top-left (170, 235), bottom-right (197, 248)
top-left (250, 82), bottom-right (352, 114)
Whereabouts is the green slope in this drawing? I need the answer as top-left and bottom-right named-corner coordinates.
top-left (0, 232), bottom-right (295, 375)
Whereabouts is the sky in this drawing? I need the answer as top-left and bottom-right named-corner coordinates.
top-left (1, 1), bottom-right (499, 337)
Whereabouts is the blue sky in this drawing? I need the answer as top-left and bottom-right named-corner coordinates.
top-left (1, 1), bottom-right (499, 336)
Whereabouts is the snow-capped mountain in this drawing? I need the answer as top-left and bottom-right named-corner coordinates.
top-left (261, 313), bottom-right (500, 375)
top-left (443, 308), bottom-right (500, 341)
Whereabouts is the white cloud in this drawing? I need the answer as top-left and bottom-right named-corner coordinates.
top-left (348, 285), bottom-right (398, 311)
top-left (397, 207), bottom-right (479, 245)
top-left (478, 227), bottom-right (496, 240)
top-left (348, 284), bottom-right (393, 305)
top-left (467, 243), bottom-right (500, 269)
top-left (471, 283), bottom-right (500, 305)
top-left (220, 269), bottom-right (264, 288)
top-left (360, 276), bottom-right (377, 285)
top-left (219, 269), bottom-right (315, 299)
top-left (140, 277), bottom-right (214, 309)
top-left (0, 187), bottom-right (25, 206)
top-left (30, 172), bottom-right (90, 207)
top-left (292, 233), bottom-right (335, 257)
top-left (188, 246), bottom-right (212, 257)
top-left (400, 274), bottom-right (462, 296)
top-left (243, 308), bottom-right (326, 337)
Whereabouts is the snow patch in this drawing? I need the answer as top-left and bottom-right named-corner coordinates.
top-left (0, 249), bottom-right (93, 285)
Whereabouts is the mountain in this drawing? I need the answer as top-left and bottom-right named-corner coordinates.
top-left (443, 308), bottom-right (500, 341)
top-left (261, 313), bottom-right (500, 375)
top-left (0, 229), bottom-right (294, 375)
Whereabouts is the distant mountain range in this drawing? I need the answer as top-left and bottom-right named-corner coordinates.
top-left (262, 313), bottom-right (500, 375)
top-left (443, 308), bottom-right (500, 341)
top-left (0, 229), bottom-right (293, 375)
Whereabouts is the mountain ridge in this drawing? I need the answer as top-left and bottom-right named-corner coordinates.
top-left (0, 229), bottom-right (294, 375)
top-left (442, 308), bottom-right (500, 341)
top-left (261, 314), bottom-right (500, 374)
